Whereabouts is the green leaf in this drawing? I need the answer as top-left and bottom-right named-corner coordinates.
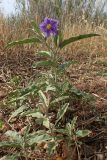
top-left (35, 118), bottom-right (44, 125)
top-left (0, 141), bottom-right (21, 148)
top-left (55, 103), bottom-right (69, 124)
top-left (59, 60), bottom-right (77, 71)
top-left (58, 31), bottom-right (63, 44)
top-left (55, 129), bottom-right (67, 135)
top-left (47, 141), bottom-right (57, 155)
top-left (59, 33), bottom-right (100, 49)
top-left (51, 96), bottom-right (69, 105)
top-left (70, 116), bottom-right (78, 130)
top-left (20, 85), bottom-right (37, 96)
top-left (62, 81), bottom-right (70, 93)
top-left (54, 35), bottom-right (58, 46)
top-left (37, 51), bottom-right (52, 57)
top-left (6, 37), bottom-right (41, 48)
top-left (28, 134), bottom-right (52, 145)
top-left (46, 85), bottom-right (56, 92)
top-left (66, 117), bottom-right (78, 136)
top-left (5, 130), bottom-right (23, 144)
top-left (38, 90), bottom-right (48, 108)
top-left (9, 96), bottom-right (25, 104)
top-left (54, 31), bottom-right (63, 47)
top-left (76, 130), bottom-right (91, 137)
top-left (70, 87), bottom-right (84, 97)
top-left (9, 105), bottom-right (27, 121)
top-left (31, 20), bottom-right (41, 34)
top-left (43, 117), bottom-right (50, 129)
top-left (97, 70), bottom-right (107, 76)
top-left (32, 60), bottom-right (56, 68)
top-left (0, 119), bottom-right (3, 129)
top-left (9, 85), bottom-right (38, 103)
top-left (96, 60), bottom-right (107, 67)
top-left (27, 112), bottom-right (43, 118)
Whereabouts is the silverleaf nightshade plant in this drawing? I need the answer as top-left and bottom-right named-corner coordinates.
top-left (4, 18), bottom-right (100, 159)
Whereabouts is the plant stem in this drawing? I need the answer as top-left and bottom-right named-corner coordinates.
top-left (75, 138), bottom-right (81, 160)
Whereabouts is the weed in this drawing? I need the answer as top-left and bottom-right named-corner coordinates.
top-left (0, 18), bottom-right (99, 160)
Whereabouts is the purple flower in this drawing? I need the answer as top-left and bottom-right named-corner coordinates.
top-left (39, 17), bottom-right (59, 37)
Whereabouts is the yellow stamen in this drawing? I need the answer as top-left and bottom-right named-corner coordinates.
top-left (47, 24), bottom-right (52, 30)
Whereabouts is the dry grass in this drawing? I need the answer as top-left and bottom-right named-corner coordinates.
top-left (1, 13), bottom-right (107, 55)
